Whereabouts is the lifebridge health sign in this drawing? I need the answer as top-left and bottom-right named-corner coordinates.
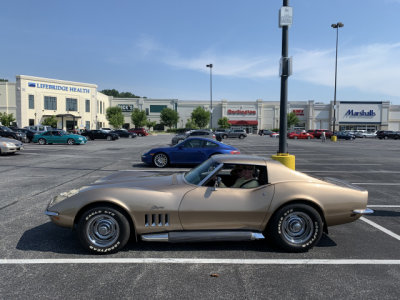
top-left (28, 82), bottom-right (91, 94)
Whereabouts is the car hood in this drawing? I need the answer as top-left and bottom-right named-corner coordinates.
top-left (0, 137), bottom-right (22, 144)
top-left (90, 171), bottom-right (186, 191)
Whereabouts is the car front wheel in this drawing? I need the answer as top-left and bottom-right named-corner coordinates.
top-left (153, 153), bottom-right (169, 168)
top-left (267, 204), bottom-right (323, 252)
top-left (77, 206), bottom-right (130, 254)
top-left (67, 138), bottom-right (75, 145)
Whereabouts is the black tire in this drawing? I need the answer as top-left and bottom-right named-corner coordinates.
top-left (239, 135), bottom-right (245, 139)
top-left (67, 138), bottom-right (75, 145)
top-left (307, 136), bottom-right (311, 140)
top-left (77, 206), bottom-right (130, 254)
top-left (38, 138), bottom-right (46, 145)
top-left (294, 136), bottom-right (298, 140)
top-left (267, 204), bottom-right (323, 252)
top-left (138, 133), bottom-right (143, 137)
top-left (222, 134), bottom-right (228, 139)
top-left (153, 152), bottom-right (169, 168)
top-left (107, 136), bottom-right (112, 141)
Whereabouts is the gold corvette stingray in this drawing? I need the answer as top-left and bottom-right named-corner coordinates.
top-left (45, 155), bottom-right (373, 254)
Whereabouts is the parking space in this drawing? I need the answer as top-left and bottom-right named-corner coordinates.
top-left (0, 134), bottom-right (399, 298)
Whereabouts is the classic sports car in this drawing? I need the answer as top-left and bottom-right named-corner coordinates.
top-left (141, 137), bottom-right (240, 168)
top-left (32, 130), bottom-right (87, 145)
top-left (45, 155), bottom-right (373, 254)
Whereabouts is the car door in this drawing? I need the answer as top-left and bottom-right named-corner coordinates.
top-left (169, 139), bottom-right (208, 164)
top-left (179, 184), bottom-right (274, 231)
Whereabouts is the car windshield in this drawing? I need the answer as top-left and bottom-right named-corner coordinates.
top-left (184, 158), bottom-right (220, 185)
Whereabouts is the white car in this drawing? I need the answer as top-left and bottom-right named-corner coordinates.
top-left (0, 137), bottom-right (24, 155)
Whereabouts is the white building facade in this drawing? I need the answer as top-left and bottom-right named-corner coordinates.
top-left (1, 75), bottom-right (400, 132)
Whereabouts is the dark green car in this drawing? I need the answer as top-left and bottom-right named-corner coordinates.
top-left (32, 130), bottom-right (87, 145)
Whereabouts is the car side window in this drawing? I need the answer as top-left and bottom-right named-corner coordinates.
top-left (183, 139), bottom-right (203, 148)
top-left (206, 164), bottom-right (268, 189)
top-left (204, 141), bottom-right (218, 148)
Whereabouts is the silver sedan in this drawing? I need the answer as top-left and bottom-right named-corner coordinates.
top-left (0, 137), bottom-right (24, 155)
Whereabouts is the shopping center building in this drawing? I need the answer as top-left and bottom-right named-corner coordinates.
top-left (1, 75), bottom-right (400, 132)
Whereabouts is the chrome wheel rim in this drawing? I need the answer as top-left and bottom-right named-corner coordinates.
top-left (281, 212), bottom-right (313, 244)
top-left (154, 154), bottom-right (167, 167)
top-left (86, 214), bottom-right (120, 247)
top-left (68, 139), bottom-right (74, 145)
top-left (39, 139), bottom-right (45, 145)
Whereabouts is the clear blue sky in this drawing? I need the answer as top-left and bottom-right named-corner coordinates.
top-left (1, 0), bottom-right (400, 104)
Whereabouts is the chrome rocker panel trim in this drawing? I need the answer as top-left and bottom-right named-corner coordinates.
top-left (352, 208), bottom-right (374, 215)
top-left (141, 231), bottom-right (265, 243)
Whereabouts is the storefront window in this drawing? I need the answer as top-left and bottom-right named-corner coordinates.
top-left (44, 96), bottom-right (57, 110)
top-left (66, 98), bottom-right (77, 111)
top-left (29, 95), bottom-right (34, 109)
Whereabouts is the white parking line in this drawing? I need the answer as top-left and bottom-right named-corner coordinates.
top-left (360, 217), bottom-right (400, 241)
top-left (352, 183), bottom-right (400, 186)
top-left (1, 258), bottom-right (400, 265)
top-left (368, 205), bottom-right (400, 208)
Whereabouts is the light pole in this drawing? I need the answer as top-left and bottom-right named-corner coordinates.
top-left (331, 22), bottom-right (344, 134)
top-left (206, 64), bottom-right (213, 129)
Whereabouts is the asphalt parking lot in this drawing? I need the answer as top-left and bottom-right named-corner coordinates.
top-left (1, 135), bottom-right (399, 299)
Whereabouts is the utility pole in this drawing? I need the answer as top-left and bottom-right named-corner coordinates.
top-left (272, 0), bottom-right (295, 170)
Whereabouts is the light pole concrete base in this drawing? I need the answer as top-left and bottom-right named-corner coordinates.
top-left (271, 153), bottom-right (295, 170)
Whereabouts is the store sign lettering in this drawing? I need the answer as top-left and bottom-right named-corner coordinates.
top-left (345, 109), bottom-right (376, 117)
top-left (292, 109), bottom-right (304, 116)
top-left (227, 109), bottom-right (256, 115)
top-left (28, 82), bottom-right (90, 94)
top-left (118, 104), bottom-right (134, 112)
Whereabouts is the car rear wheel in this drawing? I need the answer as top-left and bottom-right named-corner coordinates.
top-left (307, 136), bottom-right (311, 140)
top-left (239, 135), bottom-right (245, 139)
top-left (67, 138), bottom-right (75, 145)
top-left (267, 203), bottom-right (323, 252)
top-left (222, 135), bottom-right (228, 139)
top-left (107, 136), bottom-right (112, 141)
top-left (294, 136), bottom-right (298, 140)
top-left (77, 206), bottom-right (130, 254)
top-left (153, 153), bottom-right (169, 168)
top-left (138, 133), bottom-right (143, 137)
top-left (38, 138), bottom-right (46, 145)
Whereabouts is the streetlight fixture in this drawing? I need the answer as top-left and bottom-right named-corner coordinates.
top-left (206, 64), bottom-right (213, 129)
top-left (331, 22), bottom-right (344, 134)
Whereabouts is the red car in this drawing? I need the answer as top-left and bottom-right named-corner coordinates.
top-left (128, 128), bottom-right (148, 136)
top-left (307, 129), bottom-right (333, 139)
top-left (288, 132), bottom-right (314, 139)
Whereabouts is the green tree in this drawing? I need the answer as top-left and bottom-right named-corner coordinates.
top-left (100, 89), bottom-right (142, 98)
top-left (217, 117), bottom-right (231, 129)
top-left (42, 116), bottom-right (58, 128)
top-left (185, 119), bottom-right (198, 129)
top-left (146, 120), bottom-right (157, 131)
top-left (191, 106), bottom-right (210, 129)
top-left (106, 106), bottom-right (124, 128)
top-left (131, 108), bottom-right (147, 128)
top-left (160, 108), bottom-right (179, 129)
top-left (0, 112), bottom-right (16, 126)
top-left (287, 112), bottom-right (299, 129)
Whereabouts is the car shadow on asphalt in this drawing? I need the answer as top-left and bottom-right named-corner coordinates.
top-left (16, 224), bottom-right (336, 255)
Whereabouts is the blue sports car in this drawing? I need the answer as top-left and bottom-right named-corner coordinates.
top-left (32, 130), bottom-right (87, 145)
top-left (141, 137), bottom-right (240, 167)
